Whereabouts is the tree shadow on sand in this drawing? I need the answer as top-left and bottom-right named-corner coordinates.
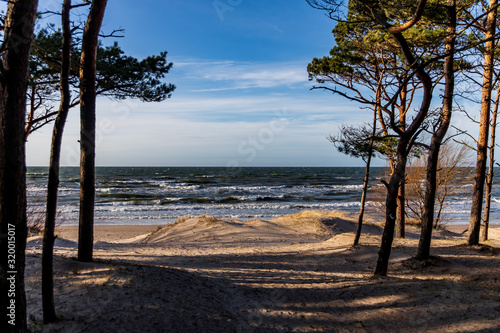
top-left (25, 236), bottom-right (500, 333)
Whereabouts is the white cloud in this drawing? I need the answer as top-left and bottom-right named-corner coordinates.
top-left (93, 94), bottom-right (358, 122)
top-left (174, 58), bottom-right (309, 91)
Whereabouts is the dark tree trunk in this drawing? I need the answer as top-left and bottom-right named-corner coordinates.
top-left (482, 88), bottom-right (499, 241)
top-left (42, 0), bottom-right (71, 323)
top-left (78, 0), bottom-right (108, 262)
top-left (468, 0), bottom-right (497, 246)
top-left (0, 1), bottom-right (38, 332)
top-left (417, 0), bottom-right (456, 260)
top-left (417, 143), bottom-right (440, 259)
top-left (395, 90), bottom-right (407, 240)
top-left (374, 143), bottom-right (408, 276)
top-left (395, 175), bottom-right (405, 238)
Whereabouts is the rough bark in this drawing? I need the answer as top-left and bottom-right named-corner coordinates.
top-left (395, 87), bottom-right (407, 239)
top-left (374, 141), bottom-right (409, 276)
top-left (42, 0), bottom-right (71, 323)
top-left (416, 0), bottom-right (456, 261)
top-left (78, 0), bottom-right (108, 262)
top-left (482, 88), bottom-right (499, 241)
top-left (396, 178), bottom-right (405, 238)
top-left (0, 1), bottom-right (38, 332)
top-left (468, 0), bottom-right (497, 246)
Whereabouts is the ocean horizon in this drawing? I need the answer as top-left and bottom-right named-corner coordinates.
top-left (26, 166), bottom-right (500, 226)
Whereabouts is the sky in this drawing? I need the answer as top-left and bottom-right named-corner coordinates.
top-left (25, 0), bottom-right (475, 167)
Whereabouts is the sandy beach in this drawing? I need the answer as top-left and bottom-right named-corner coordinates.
top-left (25, 211), bottom-right (500, 332)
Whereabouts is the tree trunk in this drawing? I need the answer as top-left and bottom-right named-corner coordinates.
top-left (353, 106), bottom-right (377, 246)
top-left (395, 85), bottom-right (407, 239)
top-left (373, 3), bottom-right (433, 275)
top-left (374, 153), bottom-right (405, 276)
top-left (0, 1), bottom-right (38, 332)
top-left (434, 195), bottom-right (446, 228)
top-left (417, 0), bottom-right (456, 260)
top-left (78, 0), bottom-right (108, 262)
top-left (482, 87), bottom-right (499, 241)
top-left (468, 0), bottom-right (497, 246)
top-left (42, 0), bottom-right (71, 323)
top-left (396, 176), bottom-right (405, 238)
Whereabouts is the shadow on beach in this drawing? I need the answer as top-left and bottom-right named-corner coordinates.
top-left (25, 212), bottom-right (500, 332)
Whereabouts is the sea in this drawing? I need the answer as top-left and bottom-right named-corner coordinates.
top-left (26, 166), bottom-right (500, 226)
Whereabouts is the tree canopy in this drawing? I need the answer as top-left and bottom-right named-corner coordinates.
top-left (26, 27), bottom-right (176, 138)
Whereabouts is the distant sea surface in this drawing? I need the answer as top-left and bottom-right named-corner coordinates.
top-left (26, 166), bottom-right (500, 226)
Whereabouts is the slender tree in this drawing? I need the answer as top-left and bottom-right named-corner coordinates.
top-left (37, 3), bottom-right (175, 319)
top-left (0, 1), bottom-right (38, 332)
top-left (326, 76), bottom-right (384, 246)
top-left (482, 84), bottom-right (499, 241)
top-left (468, 0), bottom-right (497, 245)
top-left (330, 108), bottom-right (379, 246)
top-left (28, 14), bottom-right (174, 267)
top-left (78, 0), bottom-right (108, 262)
top-left (417, 0), bottom-right (457, 260)
top-left (42, 0), bottom-right (72, 323)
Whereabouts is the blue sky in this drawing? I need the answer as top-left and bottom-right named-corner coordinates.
top-left (25, 0), bottom-right (472, 167)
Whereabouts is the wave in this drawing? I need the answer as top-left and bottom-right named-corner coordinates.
top-left (30, 166), bottom-right (496, 226)
top-left (184, 178), bottom-right (216, 185)
top-left (26, 172), bottom-right (49, 177)
top-left (152, 176), bottom-right (177, 181)
top-left (218, 196), bottom-right (244, 203)
top-left (255, 195), bottom-right (288, 202)
top-left (158, 183), bottom-right (200, 190)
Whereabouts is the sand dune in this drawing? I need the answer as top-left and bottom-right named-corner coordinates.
top-left (26, 211), bottom-right (500, 332)
top-left (142, 211), bottom-right (365, 245)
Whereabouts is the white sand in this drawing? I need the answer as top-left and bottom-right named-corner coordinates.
top-left (25, 211), bottom-right (500, 332)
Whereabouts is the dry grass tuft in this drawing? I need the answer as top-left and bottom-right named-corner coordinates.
top-left (244, 218), bottom-right (264, 226)
top-left (174, 215), bottom-right (191, 225)
top-left (147, 216), bottom-right (193, 237)
top-left (27, 185), bottom-right (46, 234)
top-left (148, 225), bottom-right (166, 237)
top-left (405, 217), bottom-right (422, 227)
top-left (27, 185), bottom-right (67, 236)
top-left (197, 215), bottom-right (220, 226)
top-left (279, 210), bottom-right (349, 234)
top-left (287, 210), bottom-right (349, 221)
top-left (171, 215), bottom-right (193, 226)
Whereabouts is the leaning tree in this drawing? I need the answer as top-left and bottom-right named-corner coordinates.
top-left (308, 1), bottom-right (449, 241)
top-left (308, 0), bottom-right (440, 275)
